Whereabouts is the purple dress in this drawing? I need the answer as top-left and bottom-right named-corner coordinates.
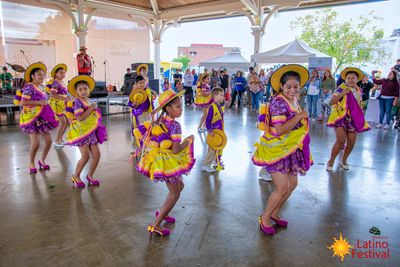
top-left (70, 98), bottom-right (107, 146)
top-left (136, 116), bottom-right (195, 183)
top-left (266, 96), bottom-right (310, 176)
top-left (19, 83), bottom-right (58, 134)
top-left (329, 87), bottom-right (362, 133)
top-left (50, 80), bottom-right (68, 95)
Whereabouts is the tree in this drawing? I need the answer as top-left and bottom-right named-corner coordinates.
top-left (172, 55), bottom-right (191, 70)
top-left (291, 8), bottom-right (390, 73)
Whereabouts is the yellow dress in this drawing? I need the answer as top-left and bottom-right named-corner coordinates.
top-left (136, 116), bottom-right (195, 183)
top-left (47, 80), bottom-right (68, 117)
top-left (194, 83), bottom-right (212, 108)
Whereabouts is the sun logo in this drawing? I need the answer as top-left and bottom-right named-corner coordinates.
top-left (328, 233), bottom-right (353, 261)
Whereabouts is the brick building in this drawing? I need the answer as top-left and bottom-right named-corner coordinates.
top-left (177, 44), bottom-right (238, 66)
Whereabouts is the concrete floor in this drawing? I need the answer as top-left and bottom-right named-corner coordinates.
top-left (0, 106), bottom-right (399, 267)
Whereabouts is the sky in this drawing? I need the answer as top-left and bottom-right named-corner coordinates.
top-left (154, 0), bottom-right (400, 62)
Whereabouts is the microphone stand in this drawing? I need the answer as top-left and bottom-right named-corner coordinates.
top-left (103, 59), bottom-right (107, 86)
top-left (20, 50), bottom-right (31, 65)
top-left (91, 56), bottom-right (96, 77)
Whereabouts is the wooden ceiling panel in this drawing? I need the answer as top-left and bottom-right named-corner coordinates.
top-left (107, 0), bottom-right (221, 11)
top-left (157, 0), bottom-right (218, 10)
top-left (107, 0), bottom-right (152, 10)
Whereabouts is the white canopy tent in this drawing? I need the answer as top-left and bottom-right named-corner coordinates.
top-left (199, 49), bottom-right (251, 74)
top-left (252, 39), bottom-right (331, 64)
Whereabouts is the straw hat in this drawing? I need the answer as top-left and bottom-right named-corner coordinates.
top-left (270, 64), bottom-right (309, 92)
top-left (129, 88), bottom-right (148, 105)
top-left (340, 67), bottom-right (364, 82)
top-left (153, 89), bottom-right (185, 114)
top-left (24, 62), bottom-right (47, 82)
top-left (51, 63), bottom-right (67, 78)
top-left (67, 75), bottom-right (96, 97)
top-left (136, 64), bottom-right (148, 74)
top-left (206, 129), bottom-right (227, 151)
top-left (199, 72), bottom-right (210, 81)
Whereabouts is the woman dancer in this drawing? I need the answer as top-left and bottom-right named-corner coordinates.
top-left (15, 62), bottom-right (59, 173)
top-left (326, 67), bottom-right (370, 171)
top-left (253, 64), bottom-right (313, 235)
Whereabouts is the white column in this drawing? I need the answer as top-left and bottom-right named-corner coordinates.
top-left (74, 0), bottom-right (95, 49)
top-left (154, 39), bottom-right (161, 80)
top-left (252, 28), bottom-right (262, 56)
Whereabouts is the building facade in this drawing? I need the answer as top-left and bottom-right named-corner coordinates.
top-left (178, 44), bottom-right (238, 66)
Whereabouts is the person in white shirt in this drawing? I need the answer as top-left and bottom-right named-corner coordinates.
top-left (183, 69), bottom-right (194, 105)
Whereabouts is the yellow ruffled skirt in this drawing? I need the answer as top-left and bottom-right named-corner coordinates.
top-left (136, 141), bottom-right (195, 183)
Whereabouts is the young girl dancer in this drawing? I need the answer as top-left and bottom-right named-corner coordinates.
top-left (252, 64), bottom-right (313, 235)
top-left (129, 75), bottom-right (156, 152)
top-left (136, 89), bottom-right (195, 236)
top-left (48, 64), bottom-right (69, 147)
top-left (194, 73), bottom-right (212, 132)
top-left (16, 62), bottom-right (59, 173)
top-left (65, 75), bottom-right (107, 188)
top-left (326, 68), bottom-right (370, 171)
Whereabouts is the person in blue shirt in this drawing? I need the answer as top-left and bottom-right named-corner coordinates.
top-left (229, 71), bottom-right (247, 108)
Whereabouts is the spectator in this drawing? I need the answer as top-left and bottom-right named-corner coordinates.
top-left (229, 71), bottom-right (247, 108)
top-left (175, 80), bottom-right (183, 92)
top-left (124, 68), bottom-right (132, 79)
top-left (373, 70), bottom-right (399, 129)
top-left (306, 69), bottom-right (322, 121)
top-left (393, 59), bottom-right (400, 72)
top-left (246, 67), bottom-right (256, 107)
top-left (259, 69), bottom-right (268, 103)
top-left (192, 69), bottom-right (198, 85)
top-left (162, 77), bottom-right (170, 92)
top-left (249, 72), bottom-right (263, 112)
top-left (0, 66), bottom-right (13, 94)
top-left (210, 70), bottom-right (219, 89)
top-left (219, 69), bottom-right (230, 93)
top-left (319, 69), bottom-right (335, 122)
top-left (183, 68), bottom-right (194, 105)
top-left (358, 74), bottom-right (374, 114)
top-left (173, 69), bottom-right (182, 91)
top-left (265, 68), bottom-right (274, 102)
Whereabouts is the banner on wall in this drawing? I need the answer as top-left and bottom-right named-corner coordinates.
top-left (308, 57), bottom-right (333, 77)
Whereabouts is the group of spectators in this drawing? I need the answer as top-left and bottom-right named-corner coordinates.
top-left (299, 61), bottom-right (400, 130)
top-left (163, 60), bottom-right (400, 130)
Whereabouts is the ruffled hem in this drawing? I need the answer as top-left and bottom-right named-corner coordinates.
top-left (194, 96), bottom-right (213, 108)
top-left (20, 105), bottom-right (59, 134)
top-left (153, 176), bottom-right (183, 184)
top-left (20, 118), bottom-right (58, 134)
top-left (67, 126), bottom-right (107, 146)
top-left (136, 142), bottom-right (195, 180)
top-left (328, 115), bottom-right (356, 132)
top-left (265, 149), bottom-right (309, 176)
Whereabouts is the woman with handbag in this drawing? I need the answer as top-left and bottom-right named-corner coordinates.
top-left (249, 72), bottom-right (263, 112)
